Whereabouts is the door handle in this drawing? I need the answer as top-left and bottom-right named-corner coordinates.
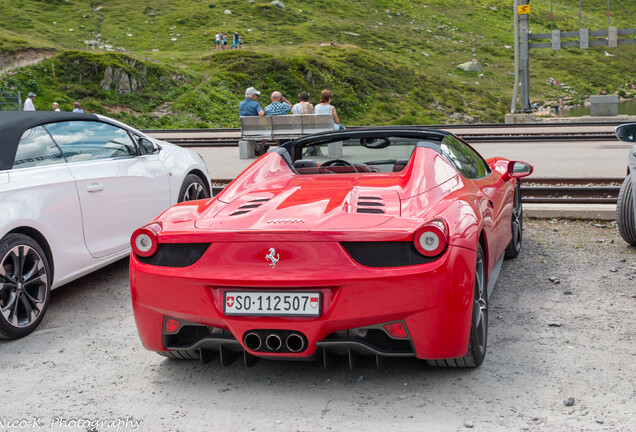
top-left (86, 183), bottom-right (104, 193)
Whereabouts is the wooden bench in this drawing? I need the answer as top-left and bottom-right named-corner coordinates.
top-left (239, 114), bottom-right (334, 159)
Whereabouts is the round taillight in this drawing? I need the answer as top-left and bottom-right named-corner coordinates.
top-left (131, 222), bottom-right (162, 257)
top-left (413, 219), bottom-right (448, 257)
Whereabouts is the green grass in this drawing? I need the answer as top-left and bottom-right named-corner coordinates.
top-left (1, 0), bottom-right (634, 127)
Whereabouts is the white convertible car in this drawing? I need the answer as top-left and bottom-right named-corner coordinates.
top-left (0, 111), bottom-right (211, 339)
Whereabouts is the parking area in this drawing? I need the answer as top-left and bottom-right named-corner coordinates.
top-left (1, 219), bottom-right (635, 432)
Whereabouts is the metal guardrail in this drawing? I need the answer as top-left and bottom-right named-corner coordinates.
top-left (529, 27), bottom-right (636, 49)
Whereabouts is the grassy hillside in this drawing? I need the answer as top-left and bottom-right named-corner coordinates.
top-left (1, 0), bottom-right (634, 127)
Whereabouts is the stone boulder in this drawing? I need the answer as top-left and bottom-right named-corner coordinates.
top-left (100, 62), bottom-right (148, 95)
top-left (100, 66), bottom-right (114, 91)
top-left (456, 60), bottom-right (482, 72)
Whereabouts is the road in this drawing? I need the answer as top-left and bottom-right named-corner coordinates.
top-left (157, 138), bottom-right (630, 181)
top-left (1, 220), bottom-right (634, 431)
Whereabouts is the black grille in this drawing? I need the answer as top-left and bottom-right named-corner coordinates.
top-left (357, 208), bottom-right (385, 214)
top-left (230, 198), bottom-right (270, 216)
top-left (356, 196), bottom-right (385, 214)
top-left (341, 241), bottom-right (437, 267)
top-left (137, 243), bottom-right (210, 267)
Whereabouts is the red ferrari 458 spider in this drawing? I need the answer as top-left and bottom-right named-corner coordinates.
top-left (130, 128), bottom-right (532, 368)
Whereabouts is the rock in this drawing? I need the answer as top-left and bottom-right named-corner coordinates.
top-left (456, 60), bottom-right (481, 72)
top-left (596, 419), bottom-right (604, 424)
top-left (100, 66), bottom-right (114, 90)
top-left (449, 113), bottom-right (475, 123)
top-left (116, 71), bottom-right (132, 95)
top-left (548, 322), bottom-right (562, 327)
top-left (224, 9), bottom-right (232, 14)
top-left (131, 76), bottom-right (139, 92)
top-left (463, 421), bottom-right (474, 428)
top-left (563, 290), bottom-right (573, 295)
top-left (356, 376), bottom-right (364, 383)
top-left (563, 397), bottom-right (575, 407)
top-left (610, 267), bottom-right (618, 272)
top-left (271, 0), bottom-right (285, 8)
top-left (548, 277), bottom-right (560, 284)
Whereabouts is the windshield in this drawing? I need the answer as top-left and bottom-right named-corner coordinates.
top-left (292, 136), bottom-right (439, 175)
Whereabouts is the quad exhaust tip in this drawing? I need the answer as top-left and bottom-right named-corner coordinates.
top-left (244, 332), bottom-right (262, 351)
top-left (286, 333), bottom-right (305, 352)
top-left (265, 333), bottom-right (283, 351)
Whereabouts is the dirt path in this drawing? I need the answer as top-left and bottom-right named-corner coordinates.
top-left (0, 219), bottom-right (634, 431)
top-left (0, 49), bottom-right (56, 76)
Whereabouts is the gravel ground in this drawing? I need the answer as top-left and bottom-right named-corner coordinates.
top-left (1, 219), bottom-right (634, 432)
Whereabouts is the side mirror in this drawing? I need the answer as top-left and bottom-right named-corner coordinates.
top-left (615, 123), bottom-right (636, 143)
top-left (138, 137), bottom-right (157, 155)
top-left (507, 161), bottom-right (533, 179)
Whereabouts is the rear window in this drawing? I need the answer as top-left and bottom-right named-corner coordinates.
top-left (13, 126), bottom-right (65, 169)
top-left (292, 136), bottom-right (438, 175)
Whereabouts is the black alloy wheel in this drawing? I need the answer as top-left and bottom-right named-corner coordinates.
top-left (427, 244), bottom-right (488, 368)
top-left (178, 174), bottom-right (210, 203)
top-left (505, 182), bottom-right (523, 258)
top-left (0, 234), bottom-right (51, 339)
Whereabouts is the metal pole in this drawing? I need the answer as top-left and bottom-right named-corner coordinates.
top-left (519, 0), bottom-right (531, 112)
top-left (511, 0), bottom-right (520, 113)
top-left (578, 0), bottom-right (581, 31)
top-left (607, 0), bottom-right (610, 29)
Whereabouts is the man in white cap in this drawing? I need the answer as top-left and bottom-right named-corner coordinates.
top-left (24, 92), bottom-right (36, 111)
top-left (239, 87), bottom-right (264, 117)
top-left (239, 87), bottom-right (267, 155)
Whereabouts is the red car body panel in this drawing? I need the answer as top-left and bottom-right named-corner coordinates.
top-left (130, 131), bottom-right (529, 362)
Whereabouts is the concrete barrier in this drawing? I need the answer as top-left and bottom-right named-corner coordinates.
top-left (590, 95), bottom-right (619, 116)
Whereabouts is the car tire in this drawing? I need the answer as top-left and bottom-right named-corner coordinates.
top-left (616, 176), bottom-right (636, 246)
top-left (427, 244), bottom-right (487, 368)
top-left (504, 182), bottom-right (523, 258)
top-left (504, 182), bottom-right (523, 259)
top-left (0, 233), bottom-right (51, 340)
top-left (178, 174), bottom-right (210, 203)
top-left (156, 349), bottom-right (201, 360)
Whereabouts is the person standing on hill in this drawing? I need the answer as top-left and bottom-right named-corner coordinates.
top-left (215, 32), bottom-right (221, 50)
top-left (222, 32), bottom-right (228, 50)
top-left (314, 89), bottom-right (344, 130)
top-left (232, 31), bottom-right (240, 49)
top-left (23, 92), bottom-right (36, 111)
top-left (72, 102), bottom-right (84, 113)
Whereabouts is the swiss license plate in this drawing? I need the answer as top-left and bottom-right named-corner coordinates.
top-left (224, 291), bottom-right (321, 317)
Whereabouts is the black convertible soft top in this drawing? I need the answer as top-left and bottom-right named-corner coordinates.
top-left (0, 111), bottom-right (99, 171)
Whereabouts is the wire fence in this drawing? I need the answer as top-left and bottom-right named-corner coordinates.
top-left (0, 90), bottom-right (22, 111)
